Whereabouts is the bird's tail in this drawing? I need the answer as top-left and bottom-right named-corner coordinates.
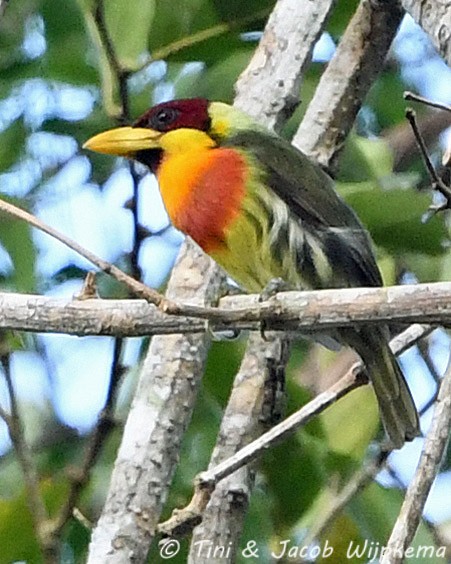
top-left (346, 326), bottom-right (420, 449)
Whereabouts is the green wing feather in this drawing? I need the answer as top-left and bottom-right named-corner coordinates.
top-left (224, 129), bottom-right (383, 289)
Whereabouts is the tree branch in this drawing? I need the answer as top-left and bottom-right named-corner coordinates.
top-left (381, 353), bottom-right (451, 564)
top-left (294, 0), bottom-right (403, 167)
top-left (400, 0), bottom-right (451, 66)
top-left (234, 0), bottom-right (337, 131)
top-left (188, 336), bottom-right (291, 561)
top-left (0, 283), bottom-right (447, 336)
top-left (0, 197), bottom-right (169, 309)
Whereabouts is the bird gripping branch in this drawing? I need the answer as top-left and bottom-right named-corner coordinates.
top-left (84, 98), bottom-right (420, 449)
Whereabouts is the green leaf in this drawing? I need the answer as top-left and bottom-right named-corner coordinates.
top-left (349, 483), bottom-right (445, 563)
top-left (149, 0), bottom-right (272, 64)
top-left (339, 181), bottom-right (447, 255)
top-left (0, 197), bottom-right (36, 292)
top-left (262, 432), bottom-right (326, 530)
top-left (0, 495), bottom-right (41, 563)
top-left (367, 70), bottom-right (411, 129)
top-left (0, 478), bottom-right (69, 564)
top-left (0, 0), bottom-right (34, 67)
top-left (203, 340), bottom-right (245, 406)
top-left (175, 49), bottom-right (253, 103)
top-left (339, 135), bottom-right (394, 182)
top-left (320, 386), bottom-right (379, 458)
top-left (40, 0), bottom-right (96, 85)
top-left (400, 252), bottom-right (446, 283)
top-left (104, 0), bottom-right (155, 69)
top-left (327, 0), bottom-right (360, 38)
top-left (0, 120), bottom-right (26, 172)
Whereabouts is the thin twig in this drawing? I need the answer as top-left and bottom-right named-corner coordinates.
top-left (405, 109), bottom-right (444, 184)
top-left (381, 356), bottom-right (451, 564)
top-left (417, 338), bottom-right (442, 385)
top-left (93, 0), bottom-right (129, 120)
top-left (199, 323), bottom-right (425, 483)
top-left (0, 354), bottom-right (55, 561)
top-left (385, 460), bottom-right (407, 490)
top-left (416, 338), bottom-right (441, 416)
top-left (0, 197), bottom-right (169, 309)
top-left (416, 338), bottom-right (441, 417)
top-left (302, 450), bottom-right (390, 547)
top-left (405, 108), bottom-right (451, 210)
top-left (137, 7), bottom-right (271, 71)
top-left (404, 91), bottom-right (451, 113)
top-left (159, 361), bottom-right (368, 536)
top-left (127, 162), bottom-right (144, 281)
top-left (73, 507), bottom-right (93, 531)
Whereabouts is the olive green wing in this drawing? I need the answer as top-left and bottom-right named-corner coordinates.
top-left (225, 129), bottom-right (383, 288)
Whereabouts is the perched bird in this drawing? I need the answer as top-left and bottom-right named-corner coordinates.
top-left (84, 98), bottom-right (419, 448)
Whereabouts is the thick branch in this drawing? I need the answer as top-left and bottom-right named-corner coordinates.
top-left (401, 0), bottom-right (451, 66)
top-left (294, 0), bottom-right (403, 166)
top-left (87, 242), bottom-right (223, 564)
top-left (188, 336), bottom-right (291, 562)
top-left (234, 0), bottom-right (336, 130)
top-left (0, 282), bottom-right (450, 336)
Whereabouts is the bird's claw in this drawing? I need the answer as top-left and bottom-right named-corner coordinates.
top-left (259, 277), bottom-right (292, 302)
top-left (204, 320), bottom-right (242, 341)
top-left (259, 278), bottom-right (293, 340)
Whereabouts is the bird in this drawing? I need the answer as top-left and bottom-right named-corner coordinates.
top-left (84, 98), bottom-right (420, 449)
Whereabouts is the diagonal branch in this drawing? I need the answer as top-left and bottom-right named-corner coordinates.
top-left (0, 197), bottom-right (169, 309)
top-left (294, 0), bottom-right (404, 167)
top-left (234, 0), bottom-right (337, 131)
top-left (381, 353), bottom-right (451, 564)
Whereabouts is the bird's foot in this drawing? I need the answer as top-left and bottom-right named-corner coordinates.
top-left (259, 278), bottom-right (293, 341)
top-left (205, 281), bottom-right (243, 341)
top-left (205, 321), bottom-right (242, 341)
top-left (259, 277), bottom-right (293, 303)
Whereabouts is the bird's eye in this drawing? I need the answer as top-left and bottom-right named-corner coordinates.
top-left (151, 108), bottom-right (179, 129)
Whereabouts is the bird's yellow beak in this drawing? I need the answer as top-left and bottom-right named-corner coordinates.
top-left (83, 127), bottom-right (161, 157)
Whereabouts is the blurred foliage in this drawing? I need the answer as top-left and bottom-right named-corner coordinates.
top-left (0, 0), bottom-right (449, 562)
